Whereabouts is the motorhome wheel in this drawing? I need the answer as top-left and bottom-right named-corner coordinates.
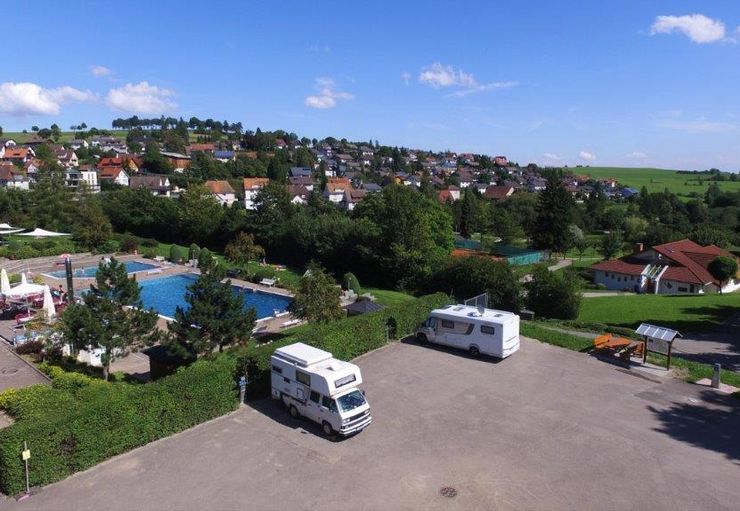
top-left (469, 346), bottom-right (480, 357)
top-left (416, 332), bottom-right (428, 343)
top-left (289, 405), bottom-right (300, 418)
top-left (322, 421), bottom-right (334, 436)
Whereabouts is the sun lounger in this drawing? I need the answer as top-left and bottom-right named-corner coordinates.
top-left (280, 319), bottom-right (301, 329)
top-left (260, 278), bottom-right (276, 287)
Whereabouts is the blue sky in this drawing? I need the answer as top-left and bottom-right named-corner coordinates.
top-left (2, 0), bottom-right (740, 170)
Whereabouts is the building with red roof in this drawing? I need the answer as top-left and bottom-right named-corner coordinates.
top-left (591, 239), bottom-right (740, 294)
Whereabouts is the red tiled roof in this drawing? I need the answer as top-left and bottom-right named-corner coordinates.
top-left (100, 167), bottom-right (124, 178)
top-left (591, 260), bottom-right (645, 276)
top-left (438, 190), bottom-right (453, 203)
top-left (652, 239), bottom-right (731, 285)
top-left (483, 185), bottom-right (514, 200)
top-left (204, 180), bottom-right (235, 195)
top-left (661, 266), bottom-right (705, 285)
top-left (243, 177), bottom-right (270, 190)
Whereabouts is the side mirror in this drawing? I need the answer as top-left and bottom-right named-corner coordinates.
top-left (361, 390), bottom-right (366, 396)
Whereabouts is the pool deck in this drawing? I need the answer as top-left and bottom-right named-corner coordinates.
top-left (0, 252), bottom-right (302, 385)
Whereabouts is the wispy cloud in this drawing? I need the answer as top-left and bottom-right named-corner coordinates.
top-left (106, 81), bottom-right (177, 113)
top-left (650, 14), bottom-right (731, 44)
top-left (306, 44), bottom-right (330, 53)
top-left (418, 62), bottom-right (518, 97)
top-left (0, 82), bottom-right (96, 116)
top-left (657, 118), bottom-right (736, 133)
top-left (89, 65), bottom-right (112, 77)
top-left (626, 151), bottom-right (648, 159)
top-left (401, 71), bottom-right (411, 86)
top-left (304, 77), bottom-right (353, 109)
top-left (579, 150), bottom-right (597, 161)
top-left (543, 152), bottom-right (561, 161)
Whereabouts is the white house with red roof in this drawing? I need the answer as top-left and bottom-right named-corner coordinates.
top-left (591, 239), bottom-right (740, 295)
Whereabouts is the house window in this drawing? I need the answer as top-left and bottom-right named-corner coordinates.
top-left (665, 282), bottom-right (673, 289)
top-left (296, 370), bottom-right (311, 386)
top-left (678, 286), bottom-right (687, 292)
top-left (481, 325), bottom-right (495, 335)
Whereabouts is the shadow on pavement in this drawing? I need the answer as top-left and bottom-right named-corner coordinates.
top-left (400, 335), bottom-right (505, 365)
top-left (649, 389), bottom-right (740, 463)
top-left (245, 398), bottom-right (351, 442)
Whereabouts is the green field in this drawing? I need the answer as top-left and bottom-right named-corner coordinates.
top-left (363, 287), bottom-right (415, 307)
top-left (574, 167), bottom-right (740, 197)
top-left (3, 130), bottom-right (129, 144)
top-left (578, 293), bottom-right (740, 333)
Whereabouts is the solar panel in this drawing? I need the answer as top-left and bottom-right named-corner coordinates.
top-left (635, 323), bottom-right (681, 342)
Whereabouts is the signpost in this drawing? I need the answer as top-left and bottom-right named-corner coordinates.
top-left (637, 323), bottom-right (681, 370)
top-left (239, 375), bottom-right (247, 404)
top-left (20, 441), bottom-right (30, 500)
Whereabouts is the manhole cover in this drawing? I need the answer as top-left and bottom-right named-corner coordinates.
top-left (440, 486), bottom-right (457, 498)
top-left (0, 368), bottom-right (19, 375)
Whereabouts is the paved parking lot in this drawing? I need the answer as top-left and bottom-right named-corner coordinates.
top-left (4, 337), bottom-right (740, 510)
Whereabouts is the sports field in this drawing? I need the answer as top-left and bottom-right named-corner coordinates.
top-left (574, 167), bottom-right (740, 196)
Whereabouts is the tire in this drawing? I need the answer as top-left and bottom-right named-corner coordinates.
top-left (289, 405), bottom-right (300, 419)
top-left (416, 332), bottom-right (428, 343)
top-left (469, 346), bottom-right (481, 357)
top-left (322, 421), bottom-right (335, 436)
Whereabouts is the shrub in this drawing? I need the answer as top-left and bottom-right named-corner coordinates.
top-left (141, 247), bottom-right (157, 259)
top-left (343, 272), bottom-right (361, 295)
top-left (525, 265), bottom-right (581, 319)
top-left (98, 239), bottom-right (120, 254)
top-left (169, 244), bottom-right (179, 263)
top-left (0, 357), bottom-right (238, 495)
top-left (140, 237), bottom-right (159, 248)
top-left (119, 234), bottom-right (139, 253)
top-left (14, 340), bottom-right (43, 355)
top-left (189, 243), bottom-right (201, 261)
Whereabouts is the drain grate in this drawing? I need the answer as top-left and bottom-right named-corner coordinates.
top-left (439, 486), bottom-right (457, 498)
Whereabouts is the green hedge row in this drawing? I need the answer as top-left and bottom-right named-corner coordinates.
top-left (0, 357), bottom-right (238, 495)
top-left (235, 293), bottom-right (451, 399)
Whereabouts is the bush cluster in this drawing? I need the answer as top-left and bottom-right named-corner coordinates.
top-left (0, 357), bottom-right (237, 495)
top-left (0, 238), bottom-right (79, 260)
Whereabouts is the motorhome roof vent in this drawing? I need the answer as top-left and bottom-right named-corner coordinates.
top-left (494, 313), bottom-right (503, 317)
top-left (453, 306), bottom-right (465, 311)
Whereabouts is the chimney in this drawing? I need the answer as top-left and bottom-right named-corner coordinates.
top-left (634, 243), bottom-right (644, 254)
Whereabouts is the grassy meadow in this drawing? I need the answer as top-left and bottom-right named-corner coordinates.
top-left (573, 166), bottom-right (740, 196)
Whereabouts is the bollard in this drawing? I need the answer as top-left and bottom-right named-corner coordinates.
top-left (238, 376), bottom-right (247, 404)
top-left (711, 363), bottom-right (721, 389)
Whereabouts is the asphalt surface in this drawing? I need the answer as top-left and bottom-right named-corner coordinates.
top-left (3, 337), bottom-right (739, 511)
top-left (0, 341), bottom-right (48, 393)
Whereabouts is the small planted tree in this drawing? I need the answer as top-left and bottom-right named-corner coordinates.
top-left (525, 265), bottom-right (581, 319)
top-left (59, 258), bottom-right (160, 380)
top-left (188, 243), bottom-right (201, 262)
top-left (708, 256), bottom-right (738, 294)
top-left (169, 256), bottom-right (256, 353)
top-left (289, 262), bottom-right (343, 323)
top-left (343, 272), bottom-right (361, 295)
top-left (600, 231), bottom-right (623, 260)
top-left (224, 232), bottom-right (265, 277)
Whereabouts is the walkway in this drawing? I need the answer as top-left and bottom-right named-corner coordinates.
top-left (519, 258), bottom-right (572, 283)
top-left (0, 340), bottom-right (48, 392)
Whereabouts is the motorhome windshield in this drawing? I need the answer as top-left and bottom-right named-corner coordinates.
top-left (336, 390), bottom-right (366, 413)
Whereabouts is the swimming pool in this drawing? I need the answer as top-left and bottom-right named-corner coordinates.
top-left (139, 273), bottom-right (292, 320)
top-left (45, 261), bottom-right (159, 279)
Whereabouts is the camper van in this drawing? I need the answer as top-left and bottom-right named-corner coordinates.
top-left (416, 304), bottom-right (520, 358)
top-left (271, 343), bottom-right (372, 437)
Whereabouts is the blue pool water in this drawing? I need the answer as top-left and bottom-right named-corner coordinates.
top-left (46, 261), bottom-right (159, 279)
top-left (139, 274), bottom-right (292, 320)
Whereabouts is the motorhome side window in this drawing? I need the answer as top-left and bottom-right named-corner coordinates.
top-left (322, 396), bottom-right (337, 412)
top-left (481, 325), bottom-right (495, 335)
top-left (310, 391), bottom-right (320, 403)
top-left (441, 320), bottom-right (455, 329)
top-left (296, 370), bottom-right (311, 386)
top-left (271, 365), bottom-right (282, 374)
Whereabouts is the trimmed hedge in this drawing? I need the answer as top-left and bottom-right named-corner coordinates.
top-left (235, 293), bottom-right (450, 399)
top-left (0, 357), bottom-right (238, 495)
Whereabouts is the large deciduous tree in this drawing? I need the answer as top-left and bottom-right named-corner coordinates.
top-left (525, 265), bottom-right (582, 320)
top-left (708, 256), bottom-right (738, 294)
top-left (289, 262), bottom-right (343, 323)
top-left (59, 258), bottom-right (159, 380)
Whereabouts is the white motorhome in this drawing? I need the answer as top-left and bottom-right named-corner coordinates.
top-left (416, 304), bottom-right (520, 358)
top-left (271, 343), bottom-right (372, 436)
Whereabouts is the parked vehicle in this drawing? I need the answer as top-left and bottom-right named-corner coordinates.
top-left (271, 342), bottom-right (372, 437)
top-left (416, 304), bottom-right (520, 358)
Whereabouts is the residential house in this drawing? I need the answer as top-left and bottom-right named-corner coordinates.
top-left (204, 180), bottom-right (237, 206)
top-left (99, 167), bottom-right (130, 187)
top-left (323, 177), bottom-right (352, 205)
top-left (494, 156), bottom-right (508, 167)
top-left (160, 152), bottom-right (191, 172)
top-left (591, 239), bottom-right (740, 295)
top-left (130, 174), bottom-right (172, 197)
top-left (287, 185), bottom-right (309, 205)
top-left (187, 143), bottom-right (215, 155)
top-left (289, 167), bottom-right (313, 178)
top-left (54, 148), bottom-right (78, 168)
top-left (438, 189), bottom-right (455, 204)
top-left (0, 163), bottom-right (29, 190)
top-left (0, 138), bottom-right (17, 147)
top-left (483, 185), bottom-right (514, 201)
top-left (243, 177), bottom-right (270, 210)
top-left (69, 139), bottom-right (89, 150)
top-left (361, 183), bottom-right (382, 193)
top-left (78, 166), bottom-right (100, 192)
top-left (1, 146), bottom-right (34, 164)
top-left (214, 150), bottom-right (235, 162)
top-left (288, 175), bottom-right (314, 191)
top-left (343, 188), bottom-right (366, 211)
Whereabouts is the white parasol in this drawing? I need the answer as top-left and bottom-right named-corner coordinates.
top-left (16, 228), bottom-right (71, 238)
top-left (0, 269), bottom-right (10, 295)
top-left (42, 285), bottom-right (56, 319)
top-left (6, 279), bottom-right (45, 300)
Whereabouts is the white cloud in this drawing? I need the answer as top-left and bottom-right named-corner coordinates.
top-left (0, 82), bottom-right (95, 116)
top-left (106, 82), bottom-right (176, 113)
top-left (401, 72), bottom-right (411, 85)
top-left (304, 77), bottom-right (353, 109)
top-left (90, 65), bottom-right (112, 77)
top-left (650, 14), bottom-right (727, 43)
top-left (626, 151), bottom-right (648, 159)
top-left (418, 62), bottom-right (518, 97)
top-left (579, 151), bottom-right (597, 161)
top-left (657, 118), bottom-right (736, 133)
top-left (543, 152), bottom-right (561, 161)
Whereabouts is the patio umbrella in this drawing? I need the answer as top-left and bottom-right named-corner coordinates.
top-left (21, 272), bottom-right (27, 285)
top-left (0, 269), bottom-right (10, 295)
top-left (6, 274), bottom-right (45, 300)
top-left (42, 285), bottom-right (56, 319)
top-left (16, 228), bottom-right (71, 238)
